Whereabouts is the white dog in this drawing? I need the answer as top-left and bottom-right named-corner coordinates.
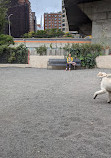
top-left (93, 72), bottom-right (111, 103)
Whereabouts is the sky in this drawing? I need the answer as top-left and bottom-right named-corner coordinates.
top-left (30, 0), bottom-right (62, 25)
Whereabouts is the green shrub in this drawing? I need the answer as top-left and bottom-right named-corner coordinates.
top-left (63, 43), bottom-right (103, 68)
top-left (0, 34), bottom-right (14, 45)
top-left (22, 29), bottom-right (64, 38)
top-left (36, 45), bottom-right (47, 56)
top-left (64, 32), bottom-right (73, 38)
top-left (0, 44), bottom-right (28, 64)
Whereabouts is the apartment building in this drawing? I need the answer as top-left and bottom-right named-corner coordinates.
top-left (61, 0), bottom-right (69, 33)
top-left (44, 12), bottom-right (62, 30)
top-left (6, 0), bottom-right (36, 37)
top-left (19, 0), bottom-right (34, 32)
top-left (32, 12), bottom-right (37, 32)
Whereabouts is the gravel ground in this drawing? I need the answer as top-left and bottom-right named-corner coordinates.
top-left (0, 68), bottom-right (111, 158)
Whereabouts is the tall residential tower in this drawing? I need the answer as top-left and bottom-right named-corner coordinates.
top-left (44, 12), bottom-right (62, 30)
top-left (6, 0), bottom-right (36, 37)
top-left (61, 0), bottom-right (69, 33)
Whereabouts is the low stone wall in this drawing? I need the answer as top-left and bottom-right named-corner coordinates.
top-left (96, 55), bottom-right (111, 69)
top-left (29, 56), bottom-right (64, 68)
top-left (0, 64), bottom-right (29, 68)
top-left (0, 55), bottom-right (111, 69)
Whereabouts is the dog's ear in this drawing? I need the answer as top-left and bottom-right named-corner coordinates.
top-left (97, 72), bottom-right (107, 78)
top-left (97, 72), bottom-right (102, 77)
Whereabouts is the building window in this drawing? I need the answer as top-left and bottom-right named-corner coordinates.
top-left (59, 21), bottom-right (61, 23)
top-left (62, 28), bottom-right (65, 31)
top-left (55, 15), bottom-right (57, 17)
top-left (55, 21), bottom-right (57, 23)
top-left (62, 14), bottom-right (65, 17)
top-left (62, 24), bottom-right (65, 26)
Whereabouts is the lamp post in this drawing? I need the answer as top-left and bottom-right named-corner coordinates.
top-left (8, 14), bottom-right (13, 36)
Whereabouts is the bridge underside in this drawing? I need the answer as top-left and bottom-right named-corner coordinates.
top-left (64, 0), bottom-right (100, 36)
top-left (64, 0), bottom-right (111, 45)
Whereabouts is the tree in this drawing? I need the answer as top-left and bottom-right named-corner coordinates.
top-left (36, 30), bottom-right (47, 38)
top-left (0, 0), bottom-right (10, 34)
top-left (22, 29), bottom-right (65, 38)
top-left (0, 34), bottom-right (14, 45)
top-left (46, 28), bottom-right (64, 37)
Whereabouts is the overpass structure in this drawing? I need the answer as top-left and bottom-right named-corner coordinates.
top-left (64, 0), bottom-right (111, 45)
top-left (14, 38), bottom-right (91, 48)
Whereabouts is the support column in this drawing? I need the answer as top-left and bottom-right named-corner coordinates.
top-left (79, 0), bottom-right (111, 45)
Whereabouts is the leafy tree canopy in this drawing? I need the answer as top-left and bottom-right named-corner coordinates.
top-left (0, 0), bottom-right (10, 34)
top-left (22, 28), bottom-right (64, 38)
top-left (0, 34), bottom-right (14, 45)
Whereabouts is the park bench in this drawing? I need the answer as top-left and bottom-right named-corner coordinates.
top-left (47, 58), bottom-right (81, 70)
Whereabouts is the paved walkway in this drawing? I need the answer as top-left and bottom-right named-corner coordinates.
top-left (0, 68), bottom-right (111, 158)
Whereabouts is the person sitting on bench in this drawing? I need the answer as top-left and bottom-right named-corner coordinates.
top-left (65, 54), bottom-right (76, 71)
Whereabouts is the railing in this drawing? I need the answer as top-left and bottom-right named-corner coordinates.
top-left (28, 47), bottom-right (67, 56)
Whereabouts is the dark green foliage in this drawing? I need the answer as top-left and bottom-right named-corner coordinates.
top-left (0, 44), bottom-right (28, 64)
top-left (0, 34), bottom-right (26, 64)
top-left (22, 29), bottom-right (64, 38)
top-left (64, 32), bottom-right (73, 38)
top-left (36, 45), bottom-right (47, 56)
top-left (0, 0), bottom-right (10, 34)
top-left (9, 0), bottom-right (18, 6)
top-left (63, 43), bottom-right (103, 68)
top-left (0, 34), bottom-right (14, 45)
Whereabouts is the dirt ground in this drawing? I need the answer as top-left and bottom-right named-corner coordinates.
top-left (0, 68), bottom-right (111, 158)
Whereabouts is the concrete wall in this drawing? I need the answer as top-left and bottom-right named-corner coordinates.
top-left (96, 55), bottom-right (111, 68)
top-left (0, 55), bottom-right (111, 69)
top-left (29, 56), bottom-right (64, 68)
top-left (14, 38), bottom-right (91, 48)
top-left (0, 56), bottom-right (64, 68)
top-left (13, 38), bottom-right (91, 56)
top-left (29, 55), bottom-right (111, 69)
top-left (79, 0), bottom-right (111, 45)
top-left (0, 64), bottom-right (29, 68)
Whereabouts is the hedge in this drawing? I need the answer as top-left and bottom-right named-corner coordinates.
top-left (0, 44), bottom-right (28, 64)
top-left (63, 43), bottom-right (103, 68)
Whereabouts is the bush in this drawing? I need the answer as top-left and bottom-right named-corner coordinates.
top-left (63, 32), bottom-right (73, 38)
top-left (22, 29), bottom-right (64, 38)
top-left (0, 34), bottom-right (14, 45)
top-left (0, 44), bottom-right (28, 64)
top-left (36, 45), bottom-right (47, 56)
top-left (63, 43), bottom-right (103, 68)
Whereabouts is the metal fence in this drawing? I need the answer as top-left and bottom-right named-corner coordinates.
top-left (28, 47), bottom-right (67, 56)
